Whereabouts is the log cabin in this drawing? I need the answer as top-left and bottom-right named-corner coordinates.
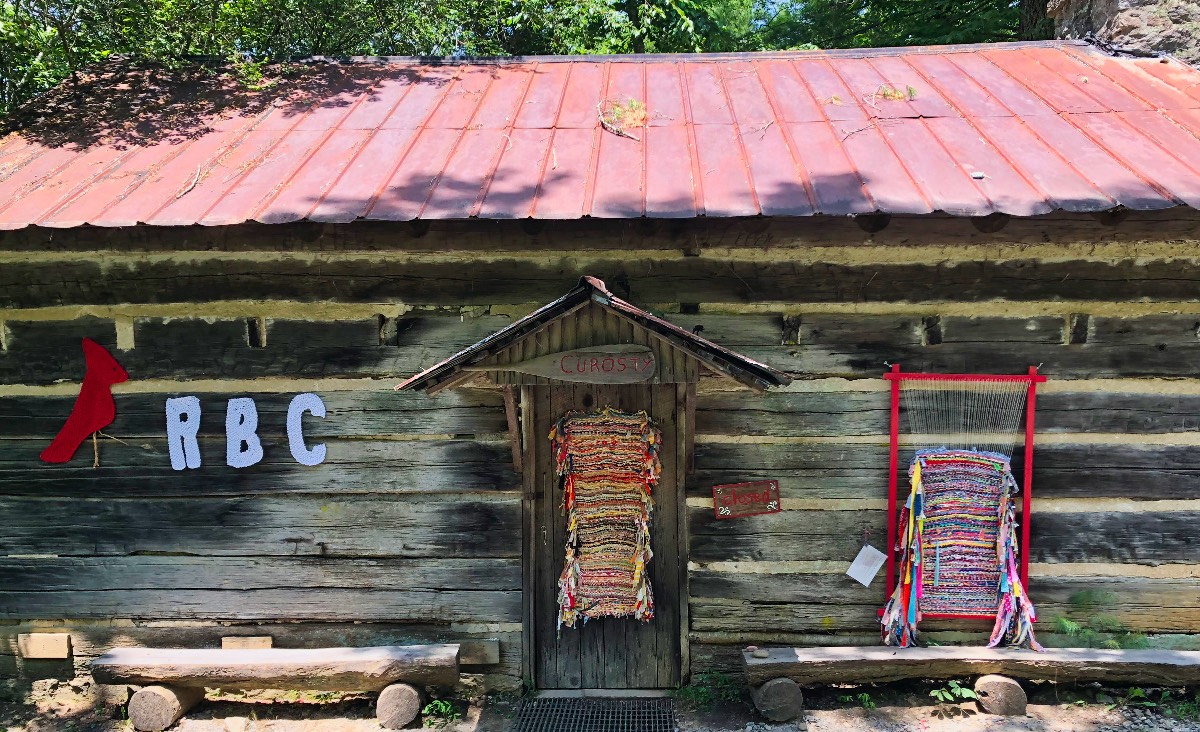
top-left (2, 38), bottom-right (1200, 695)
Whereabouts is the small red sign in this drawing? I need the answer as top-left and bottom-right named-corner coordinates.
top-left (712, 480), bottom-right (782, 520)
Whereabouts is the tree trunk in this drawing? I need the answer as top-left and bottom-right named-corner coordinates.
top-left (1020, 0), bottom-right (1051, 40)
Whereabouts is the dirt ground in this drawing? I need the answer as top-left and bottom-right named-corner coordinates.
top-left (2, 675), bottom-right (1198, 732)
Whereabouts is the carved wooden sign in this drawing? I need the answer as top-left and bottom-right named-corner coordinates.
top-left (481, 345), bottom-right (656, 384)
top-left (713, 480), bottom-right (782, 520)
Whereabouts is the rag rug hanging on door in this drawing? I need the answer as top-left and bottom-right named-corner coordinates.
top-left (551, 407), bottom-right (661, 629)
top-left (881, 450), bottom-right (1041, 650)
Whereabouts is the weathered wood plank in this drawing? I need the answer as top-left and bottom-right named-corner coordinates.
top-left (697, 390), bottom-right (1200, 438)
top-left (689, 507), bottom-right (1200, 564)
top-left (0, 390), bottom-right (506, 439)
top-left (0, 438), bottom-right (518, 497)
top-left (691, 442), bottom-right (1200, 501)
top-left (91, 645), bottom-right (460, 690)
top-left (0, 589), bottom-right (520, 623)
top-left (0, 623), bottom-right (521, 672)
top-left (1030, 512), bottom-right (1200, 564)
top-left (0, 495), bottom-right (520, 558)
top-left (10, 257), bottom-right (1200, 308)
top-left (0, 318), bottom-right (118, 384)
top-left (0, 316), bottom-right (511, 385)
top-left (689, 508), bottom-right (884, 563)
top-left (8, 211), bottom-right (1200, 253)
top-left (689, 573), bottom-right (1200, 634)
top-left (0, 556), bottom-right (520, 593)
top-left (743, 646), bottom-right (1200, 687)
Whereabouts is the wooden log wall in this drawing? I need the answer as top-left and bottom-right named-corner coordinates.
top-left (2, 211), bottom-right (1200, 684)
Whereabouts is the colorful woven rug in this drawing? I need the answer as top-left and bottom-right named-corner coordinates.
top-left (551, 407), bottom-right (661, 629)
top-left (882, 449), bottom-right (1041, 650)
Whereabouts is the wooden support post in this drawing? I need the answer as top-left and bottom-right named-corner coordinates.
top-left (503, 385), bottom-right (522, 472)
top-left (127, 685), bottom-right (203, 731)
top-left (376, 683), bottom-right (423, 729)
top-left (751, 678), bottom-right (804, 722)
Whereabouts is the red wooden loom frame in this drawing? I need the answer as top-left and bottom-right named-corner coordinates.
top-left (882, 364), bottom-right (1047, 621)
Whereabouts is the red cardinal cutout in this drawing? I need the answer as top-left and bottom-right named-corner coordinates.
top-left (40, 338), bottom-right (129, 464)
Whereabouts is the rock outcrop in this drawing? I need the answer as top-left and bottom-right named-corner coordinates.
top-left (1051, 0), bottom-right (1200, 64)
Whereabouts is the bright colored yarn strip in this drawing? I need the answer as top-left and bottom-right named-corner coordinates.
top-left (551, 407), bottom-right (661, 630)
top-left (881, 449), bottom-right (1042, 650)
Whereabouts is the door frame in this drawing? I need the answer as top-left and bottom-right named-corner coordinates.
top-left (519, 383), bottom-right (692, 690)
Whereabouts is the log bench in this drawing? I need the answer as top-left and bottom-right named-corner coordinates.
top-left (743, 646), bottom-right (1200, 722)
top-left (92, 645), bottom-right (460, 731)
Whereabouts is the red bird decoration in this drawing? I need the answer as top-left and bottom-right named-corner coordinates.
top-left (40, 338), bottom-right (129, 464)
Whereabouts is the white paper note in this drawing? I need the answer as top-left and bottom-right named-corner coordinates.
top-left (846, 544), bottom-right (888, 587)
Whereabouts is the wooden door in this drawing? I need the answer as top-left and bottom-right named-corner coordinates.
top-left (523, 382), bottom-right (685, 689)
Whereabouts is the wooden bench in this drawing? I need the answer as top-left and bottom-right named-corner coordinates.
top-left (743, 646), bottom-right (1200, 722)
top-left (92, 644), bottom-right (460, 731)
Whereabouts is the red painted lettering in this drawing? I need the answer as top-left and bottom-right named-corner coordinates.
top-left (590, 357), bottom-right (600, 371)
top-left (602, 357), bottom-right (615, 371)
top-left (560, 355), bottom-right (574, 374)
top-left (617, 357), bottom-right (628, 372)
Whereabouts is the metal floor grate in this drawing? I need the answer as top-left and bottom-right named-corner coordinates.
top-left (510, 697), bottom-right (676, 732)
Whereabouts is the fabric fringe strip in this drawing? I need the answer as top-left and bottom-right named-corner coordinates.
top-left (551, 407), bottom-right (662, 630)
top-left (881, 449), bottom-right (1042, 651)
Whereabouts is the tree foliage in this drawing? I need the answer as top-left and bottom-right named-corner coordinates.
top-left (0, 0), bottom-right (1045, 117)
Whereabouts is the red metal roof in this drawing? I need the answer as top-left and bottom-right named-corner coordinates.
top-left (5, 40), bottom-right (1200, 229)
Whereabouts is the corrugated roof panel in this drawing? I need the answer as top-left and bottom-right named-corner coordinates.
top-left (1069, 111), bottom-right (1200, 206)
top-left (643, 125), bottom-right (697, 217)
top-left (514, 62), bottom-right (569, 129)
top-left (944, 52), bottom-right (1056, 116)
top-left (422, 128), bottom-right (508, 218)
top-left (257, 127), bottom-right (370, 223)
top-left (984, 48), bottom-right (1110, 114)
top-left (721, 62), bottom-right (776, 126)
top-left (367, 126), bottom-right (462, 220)
top-left (530, 127), bottom-right (595, 218)
top-left (644, 62), bottom-right (687, 127)
top-left (971, 115), bottom-right (1113, 211)
top-left (682, 62), bottom-right (735, 125)
top-left (557, 63), bottom-right (607, 129)
top-left (0, 143), bottom-right (129, 229)
top-left (791, 59), bottom-right (866, 123)
top-left (8, 41), bottom-right (1200, 227)
top-left (835, 121), bottom-right (930, 214)
top-left (380, 66), bottom-right (457, 128)
top-left (426, 67), bottom-right (494, 128)
top-left (40, 137), bottom-right (185, 227)
top-left (737, 121), bottom-right (815, 216)
top-left (478, 127), bottom-right (553, 219)
top-left (590, 130), bottom-right (644, 218)
top-left (785, 121), bottom-right (873, 215)
top-left (201, 128), bottom-right (327, 225)
top-left (309, 127), bottom-right (420, 222)
top-left (924, 116), bottom-right (1052, 216)
top-left (879, 118), bottom-right (992, 215)
top-left (1024, 47), bottom-right (1152, 112)
top-left (1129, 56), bottom-right (1200, 102)
top-left (1018, 111), bottom-right (1173, 209)
top-left (692, 123), bottom-right (758, 216)
top-left (471, 66), bottom-right (535, 128)
top-left (754, 60), bottom-right (826, 123)
top-left (97, 114), bottom-right (265, 226)
top-left (1063, 48), bottom-right (1200, 110)
top-left (0, 146), bottom-right (84, 228)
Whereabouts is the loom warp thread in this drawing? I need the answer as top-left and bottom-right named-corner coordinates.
top-left (551, 407), bottom-right (662, 630)
top-left (881, 449), bottom-right (1042, 650)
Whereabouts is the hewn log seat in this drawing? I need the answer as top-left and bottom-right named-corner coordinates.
top-left (743, 646), bottom-right (1200, 722)
top-left (92, 645), bottom-right (460, 731)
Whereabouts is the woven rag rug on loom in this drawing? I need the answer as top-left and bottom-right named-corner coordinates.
top-left (551, 407), bottom-right (662, 629)
top-left (882, 449), bottom-right (1042, 650)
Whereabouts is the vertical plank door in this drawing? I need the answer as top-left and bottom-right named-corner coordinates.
top-left (527, 383), bottom-right (683, 689)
